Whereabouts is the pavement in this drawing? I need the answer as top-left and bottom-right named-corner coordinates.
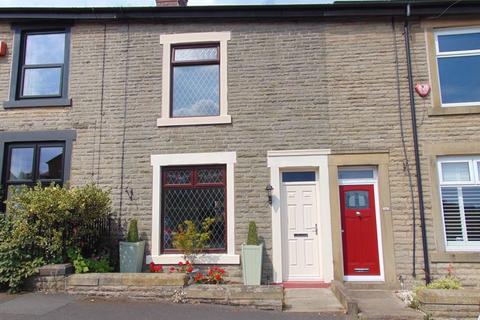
top-left (0, 292), bottom-right (347, 320)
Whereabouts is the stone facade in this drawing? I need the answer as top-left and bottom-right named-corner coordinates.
top-left (0, 9), bottom-right (479, 289)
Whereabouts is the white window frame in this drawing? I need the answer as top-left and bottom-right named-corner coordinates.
top-left (435, 27), bottom-right (480, 108)
top-left (148, 151), bottom-right (239, 264)
top-left (157, 32), bottom-right (231, 127)
top-left (438, 156), bottom-right (480, 251)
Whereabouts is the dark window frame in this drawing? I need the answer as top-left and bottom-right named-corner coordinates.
top-left (4, 24), bottom-right (72, 109)
top-left (0, 130), bottom-right (76, 212)
top-left (161, 164), bottom-right (227, 254)
top-left (170, 43), bottom-right (221, 118)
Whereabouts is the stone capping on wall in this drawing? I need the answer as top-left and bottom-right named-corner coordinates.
top-left (27, 265), bottom-right (283, 311)
top-left (418, 288), bottom-right (480, 320)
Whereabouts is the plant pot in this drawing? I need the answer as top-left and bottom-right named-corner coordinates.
top-left (119, 240), bottom-right (145, 273)
top-left (241, 243), bottom-right (263, 285)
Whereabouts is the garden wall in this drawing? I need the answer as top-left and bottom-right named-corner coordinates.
top-left (26, 264), bottom-right (283, 311)
top-left (418, 288), bottom-right (480, 320)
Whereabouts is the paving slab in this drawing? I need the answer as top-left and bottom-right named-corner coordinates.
top-left (349, 290), bottom-right (424, 320)
top-left (0, 293), bottom-right (76, 316)
top-left (284, 288), bottom-right (345, 314)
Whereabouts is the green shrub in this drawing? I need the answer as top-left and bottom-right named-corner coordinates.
top-left (0, 183), bottom-right (112, 292)
top-left (67, 248), bottom-right (113, 273)
top-left (67, 248), bottom-right (89, 273)
top-left (0, 216), bottom-right (44, 293)
top-left (246, 221), bottom-right (260, 245)
top-left (126, 219), bottom-right (139, 242)
top-left (410, 275), bottom-right (462, 310)
top-left (172, 217), bottom-right (214, 262)
top-left (87, 256), bottom-right (113, 273)
top-left (426, 276), bottom-right (462, 290)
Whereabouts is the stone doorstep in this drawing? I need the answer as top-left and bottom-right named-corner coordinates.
top-left (418, 288), bottom-right (480, 305)
top-left (66, 273), bottom-right (187, 287)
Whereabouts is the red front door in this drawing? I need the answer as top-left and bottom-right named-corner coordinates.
top-left (340, 184), bottom-right (380, 276)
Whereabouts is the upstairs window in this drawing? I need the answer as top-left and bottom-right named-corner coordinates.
top-left (158, 32), bottom-right (231, 127)
top-left (171, 45), bottom-right (220, 117)
top-left (4, 26), bottom-right (71, 108)
top-left (435, 28), bottom-right (480, 107)
top-left (438, 157), bottom-right (480, 251)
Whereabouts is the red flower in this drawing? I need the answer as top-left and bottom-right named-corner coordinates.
top-left (187, 266), bottom-right (193, 273)
top-left (178, 261), bottom-right (183, 266)
top-left (169, 266), bottom-right (176, 273)
top-left (215, 274), bottom-right (221, 281)
top-left (186, 261), bottom-right (191, 265)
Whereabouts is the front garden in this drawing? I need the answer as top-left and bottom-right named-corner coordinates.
top-left (0, 183), bottom-right (265, 295)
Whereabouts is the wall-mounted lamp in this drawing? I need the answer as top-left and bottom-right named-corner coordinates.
top-left (265, 184), bottom-right (273, 205)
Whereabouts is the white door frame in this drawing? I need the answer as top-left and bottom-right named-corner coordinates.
top-left (267, 149), bottom-right (333, 284)
top-left (338, 166), bottom-right (385, 282)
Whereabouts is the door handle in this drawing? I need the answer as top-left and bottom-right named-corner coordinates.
top-left (355, 211), bottom-right (361, 217)
top-left (315, 223), bottom-right (318, 235)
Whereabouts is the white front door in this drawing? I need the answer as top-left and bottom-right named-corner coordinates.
top-left (281, 182), bottom-right (321, 281)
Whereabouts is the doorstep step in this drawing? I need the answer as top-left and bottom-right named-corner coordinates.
top-left (283, 288), bottom-right (345, 314)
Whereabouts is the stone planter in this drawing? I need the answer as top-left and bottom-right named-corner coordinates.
top-left (119, 240), bottom-right (145, 273)
top-left (241, 243), bottom-right (263, 285)
top-left (417, 288), bottom-right (480, 320)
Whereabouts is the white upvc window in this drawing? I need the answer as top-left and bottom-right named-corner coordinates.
top-left (438, 156), bottom-right (480, 251)
top-left (435, 28), bottom-right (480, 107)
top-left (157, 32), bottom-right (231, 127)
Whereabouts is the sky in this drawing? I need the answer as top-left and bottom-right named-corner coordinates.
top-left (0, 0), bottom-right (333, 7)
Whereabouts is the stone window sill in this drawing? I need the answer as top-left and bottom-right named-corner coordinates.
top-left (431, 252), bottom-right (480, 263)
top-left (429, 105), bottom-right (480, 116)
top-left (3, 98), bottom-right (72, 109)
top-left (147, 254), bottom-right (240, 265)
top-left (157, 115), bottom-right (232, 127)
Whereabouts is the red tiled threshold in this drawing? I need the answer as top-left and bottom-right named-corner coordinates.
top-left (280, 281), bottom-right (331, 288)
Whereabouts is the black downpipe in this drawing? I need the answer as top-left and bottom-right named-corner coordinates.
top-left (403, 4), bottom-right (431, 284)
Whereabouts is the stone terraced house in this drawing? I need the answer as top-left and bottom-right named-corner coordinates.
top-left (0, 0), bottom-right (480, 289)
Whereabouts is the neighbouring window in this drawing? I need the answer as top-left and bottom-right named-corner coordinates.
top-left (162, 165), bottom-right (226, 253)
top-left (171, 45), bottom-right (220, 117)
top-left (435, 28), bottom-right (480, 106)
top-left (2, 142), bottom-right (65, 210)
top-left (4, 26), bottom-right (71, 108)
top-left (158, 32), bottom-right (231, 126)
top-left (438, 157), bottom-right (480, 250)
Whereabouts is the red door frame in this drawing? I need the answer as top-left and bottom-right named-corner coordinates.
top-left (339, 184), bottom-right (381, 277)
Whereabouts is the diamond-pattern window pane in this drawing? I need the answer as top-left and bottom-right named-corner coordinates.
top-left (163, 187), bottom-right (225, 251)
top-left (172, 65), bottom-right (220, 117)
top-left (174, 47), bottom-right (218, 62)
top-left (197, 168), bottom-right (224, 184)
top-left (165, 169), bottom-right (192, 185)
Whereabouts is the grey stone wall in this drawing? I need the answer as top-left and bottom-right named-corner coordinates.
top-left (0, 16), bottom-right (478, 286)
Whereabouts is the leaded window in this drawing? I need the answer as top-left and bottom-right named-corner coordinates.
top-left (162, 165), bottom-right (226, 253)
top-left (171, 44), bottom-right (220, 117)
top-left (438, 157), bottom-right (480, 250)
